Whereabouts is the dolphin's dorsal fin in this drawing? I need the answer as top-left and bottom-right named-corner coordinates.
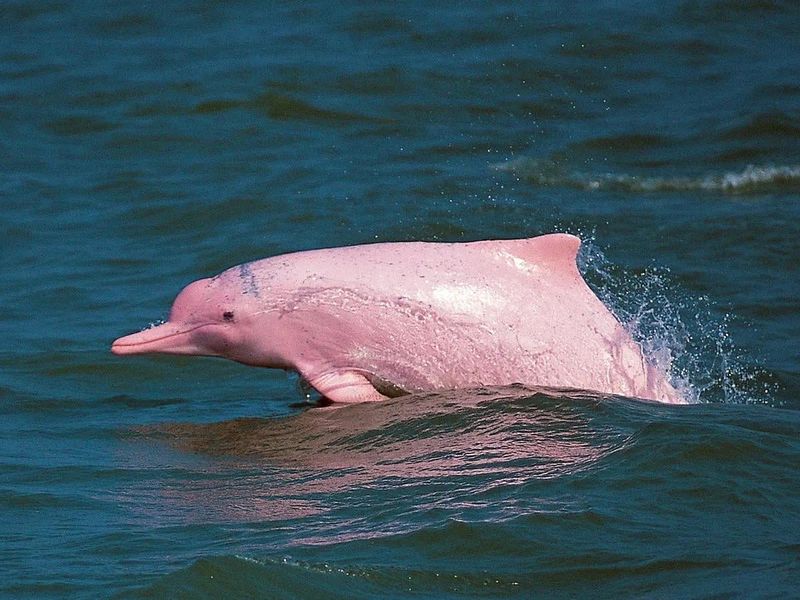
top-left (482, 233), bottom-right (582, 277)
top-left (521, 233), bottom-right (581, 271)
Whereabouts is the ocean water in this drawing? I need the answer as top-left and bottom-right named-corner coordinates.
top-left (2, 1), bottom-right (800, 598)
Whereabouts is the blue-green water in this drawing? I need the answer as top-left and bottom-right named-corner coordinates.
top-left (2, 2), bottom-right (800, 597)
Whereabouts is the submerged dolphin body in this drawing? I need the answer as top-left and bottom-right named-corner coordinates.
top-left (112, 234), bottom-right (685, 404)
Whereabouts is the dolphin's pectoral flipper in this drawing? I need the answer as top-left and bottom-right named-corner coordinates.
top-left (304, 370), bottom-right (389, 404)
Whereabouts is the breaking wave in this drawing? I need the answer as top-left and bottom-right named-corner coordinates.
top-left (494, 159), bottom-right (800, 194)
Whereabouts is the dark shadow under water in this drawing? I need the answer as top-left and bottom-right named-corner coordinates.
top-left (128, 387), bottom-right (658, 525)
top-left (120, 387), bottom-right (800, 599)
top-left (153, 386), bottom-right (633, 472)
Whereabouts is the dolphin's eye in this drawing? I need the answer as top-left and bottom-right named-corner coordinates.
top-left (223, 311), bottom-right (235, 322)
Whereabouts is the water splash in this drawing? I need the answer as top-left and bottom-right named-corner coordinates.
top-left (576, 238), bottom-right (774, 405)
top-left (495, 159), bottom-right (800, 194)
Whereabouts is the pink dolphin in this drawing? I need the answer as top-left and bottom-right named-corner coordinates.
top-left (111, 234), bottom-right (685, 404)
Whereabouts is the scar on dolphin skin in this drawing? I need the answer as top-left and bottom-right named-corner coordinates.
top-left (238, 263), bottom-right (260, 297)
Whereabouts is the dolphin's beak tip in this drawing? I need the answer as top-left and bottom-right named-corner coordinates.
top-left (110, 334), bottom-right (136, 355)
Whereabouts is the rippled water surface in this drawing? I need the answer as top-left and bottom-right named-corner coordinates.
top-left (2, 1), bottom-right (800, 597)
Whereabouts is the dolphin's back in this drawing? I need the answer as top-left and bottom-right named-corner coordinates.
top-left (241, 235), bottom-right (682, 404)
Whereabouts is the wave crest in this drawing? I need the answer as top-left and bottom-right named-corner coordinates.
top-left (494, 160), bottom-right (800, 194)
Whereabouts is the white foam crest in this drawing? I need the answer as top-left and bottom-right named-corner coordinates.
top-left (709, 164), bottom-right (800, 190)
top-left (494, 159), bottom-right (800, 194)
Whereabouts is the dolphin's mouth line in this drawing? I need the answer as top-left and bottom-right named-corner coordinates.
top-left (111, 323), bottom-right (214, 350)
top-left (114, 324), bottom-right (204, 346)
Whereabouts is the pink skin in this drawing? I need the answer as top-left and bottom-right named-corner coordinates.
top-left (111, 234), bottom-right (686, 404)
